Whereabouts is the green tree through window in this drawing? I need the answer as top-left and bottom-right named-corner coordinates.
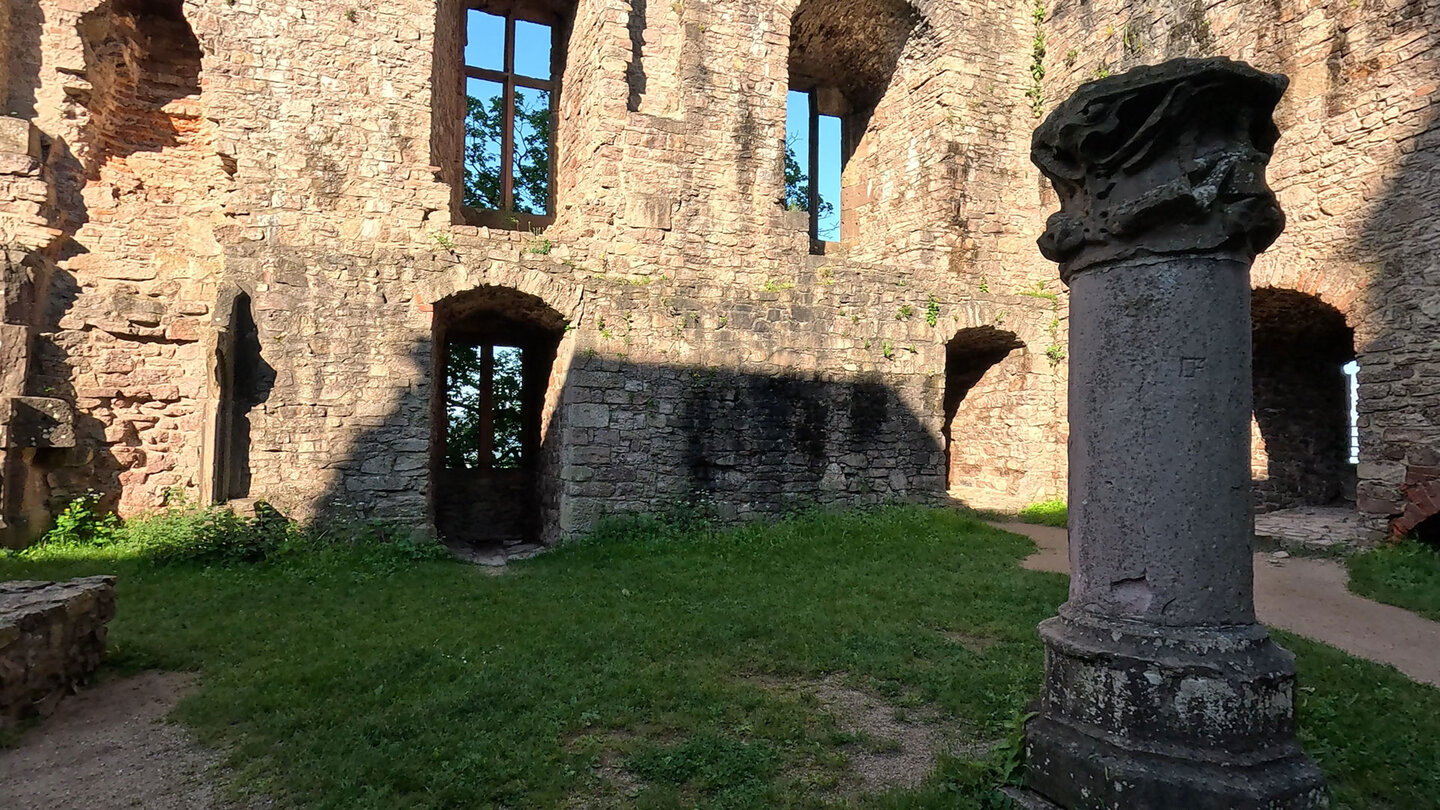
top-left (462, 10), bottom-right (556, 220)
top-left (445, 343), bottom-right (525, 470)
top-left (464, 93), bottom-right (552, 215)
top-left (782, 135), bottom-right (833, 222)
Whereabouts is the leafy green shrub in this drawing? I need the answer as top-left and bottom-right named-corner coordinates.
top-left (135, 501), bottom-right (294, 564)
top-left (26, 497), bottom-right (448, 567)
top-left (42, 492), bottom-right (121, 547)
top-left (1018, 498), bottom-right (1067, 528)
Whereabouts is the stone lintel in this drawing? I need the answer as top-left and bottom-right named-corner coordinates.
top-left (1031, 58), bottom-right (1289, 282)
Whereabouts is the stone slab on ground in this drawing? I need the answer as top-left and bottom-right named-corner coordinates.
top-left (1255, 506), bottom-right (1385, 555)
top-left (0, 576), bottom-right (116, 726)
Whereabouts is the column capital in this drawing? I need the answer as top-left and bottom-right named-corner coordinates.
top-left (1032, 58), bottom-right (1289, 282)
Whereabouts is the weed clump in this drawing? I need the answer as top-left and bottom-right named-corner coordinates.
top-left (18, 495), bottom-right (448, 567)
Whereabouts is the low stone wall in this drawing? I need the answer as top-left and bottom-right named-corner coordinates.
top-left (0, 576), bottom-right (117, 727)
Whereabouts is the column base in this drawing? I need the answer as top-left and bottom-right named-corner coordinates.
top-left (1021, 614), bottom-right (1328, 809)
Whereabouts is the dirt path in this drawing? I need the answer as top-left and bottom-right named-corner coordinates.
top-left (0, 671), bottom-right (244, 810)
top-left (993, 520), bottom-right (1440, 688)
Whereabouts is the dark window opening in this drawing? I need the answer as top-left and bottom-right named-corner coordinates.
top-left (785, 90), bottom-right (843, 249)
top-left (214, 294), bottom-right (274, 503)
top-left (462, 4), bottom-right (559, 229)
top-left (1251, 287), bottom-right (1357, 511)
top-left (1417, 513), bottom-right (1440, 548)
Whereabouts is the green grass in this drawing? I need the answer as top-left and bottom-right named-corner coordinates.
top-left (3, 507), bottom-right (1439, 809)
top-left (1347, 540), bottom-right (1440, 622)
top-left (1016, 499), bottom-right (1067, 528)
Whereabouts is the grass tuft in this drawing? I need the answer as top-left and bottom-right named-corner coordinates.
top-left (1017, 499), bottom-right (1067, 528)
top-left (1346, 540), bottom-right (1440, 622)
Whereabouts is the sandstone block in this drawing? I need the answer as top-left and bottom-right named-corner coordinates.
top-left (0, 577), bottom-right (117, 727)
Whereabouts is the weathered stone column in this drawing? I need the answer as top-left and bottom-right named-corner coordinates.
top-left (1014, 59), bottom-right (1328, 809)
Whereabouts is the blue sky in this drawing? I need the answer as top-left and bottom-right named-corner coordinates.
top-left (785, 91), bottom-right (842, 240)
top-left (465, 12), bottom-right (551, 79)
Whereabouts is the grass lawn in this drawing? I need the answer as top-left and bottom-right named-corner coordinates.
top-left (4, 507), bottom-right (1439, 809)
top-left (1347, 540), bottom-right (1440, 623)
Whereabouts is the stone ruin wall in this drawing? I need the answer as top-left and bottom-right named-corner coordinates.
top-left (3, 0), bottom-right (1070, 545)
top-left (1042, 0), bottom-right (1440, 532)
top-left (2, 0), bottom-right (1436, 544)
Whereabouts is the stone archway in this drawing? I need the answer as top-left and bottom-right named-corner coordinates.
top-left (1251, 287), bottom-right (1357, 511)
top-left (431, 286), bottom-right (566, 547)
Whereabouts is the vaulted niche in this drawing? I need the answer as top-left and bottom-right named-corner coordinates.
top-left (943, 326), bottom-right (1026, 499)
top-left (1251, 287), bottom-right (1357, 511)
top-left (432, 287), bottom-right (563, 547)
top-left (786, 0), bottom-right (919, 253)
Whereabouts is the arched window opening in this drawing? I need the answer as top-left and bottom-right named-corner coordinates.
top-left (437, 0), bottom-right (576, 230)
top-left (1251, 288), bottom-right (1356, 512)
top-left (433, 287), bottom-right (564, 547)
top-left (786, 0), bottom-right (919, 254)
top-left (943, 326), bottom-right (1026, 501)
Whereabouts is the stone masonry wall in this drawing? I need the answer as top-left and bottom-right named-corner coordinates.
top-left (6, 0), bottom-right (1438, 542)
top-left (5, 0), bottom-right (1069, 543)
top-left (1043, 0), bottom-right (1440, 531)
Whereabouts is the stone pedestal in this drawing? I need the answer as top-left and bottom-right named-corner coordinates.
top-left (1015, 58), bottom-right (1328, 809)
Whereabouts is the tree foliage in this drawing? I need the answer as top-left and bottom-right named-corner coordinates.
top-left (464, 92), bottom-right (552, 215)
top-left (445, 344), bottom-right (525, 470)
top-left (782, 135), bottom-right (834, 231)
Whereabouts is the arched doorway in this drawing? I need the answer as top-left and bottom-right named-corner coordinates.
top-left (432, 286), bottom-right (564, 547)
top-left (1251, 288), bottom-right (1357, 511)
top-left (944, 326), bottom-right (1027, 504)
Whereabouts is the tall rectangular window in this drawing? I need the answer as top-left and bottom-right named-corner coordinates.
top-left (784, 89), bottom-right (842, 249)
top-left (463, 7), bottom-right (557, 228)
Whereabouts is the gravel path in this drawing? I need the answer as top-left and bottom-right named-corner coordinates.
top-left (0, 671), bottom-right (247, 810)
top-left (995, 520), bottom-right (1440, 688)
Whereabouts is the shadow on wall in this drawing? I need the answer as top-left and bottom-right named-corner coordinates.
top-left (4, 0), bottom-right (44, 117)
top-left (1349, 69), bottom-right (1440, 534)
top-left (308, 328), bottom-right (947, 547)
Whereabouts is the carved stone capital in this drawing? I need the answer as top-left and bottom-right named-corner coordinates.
top-left (1032, 58), bottom-right (1289, 281)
